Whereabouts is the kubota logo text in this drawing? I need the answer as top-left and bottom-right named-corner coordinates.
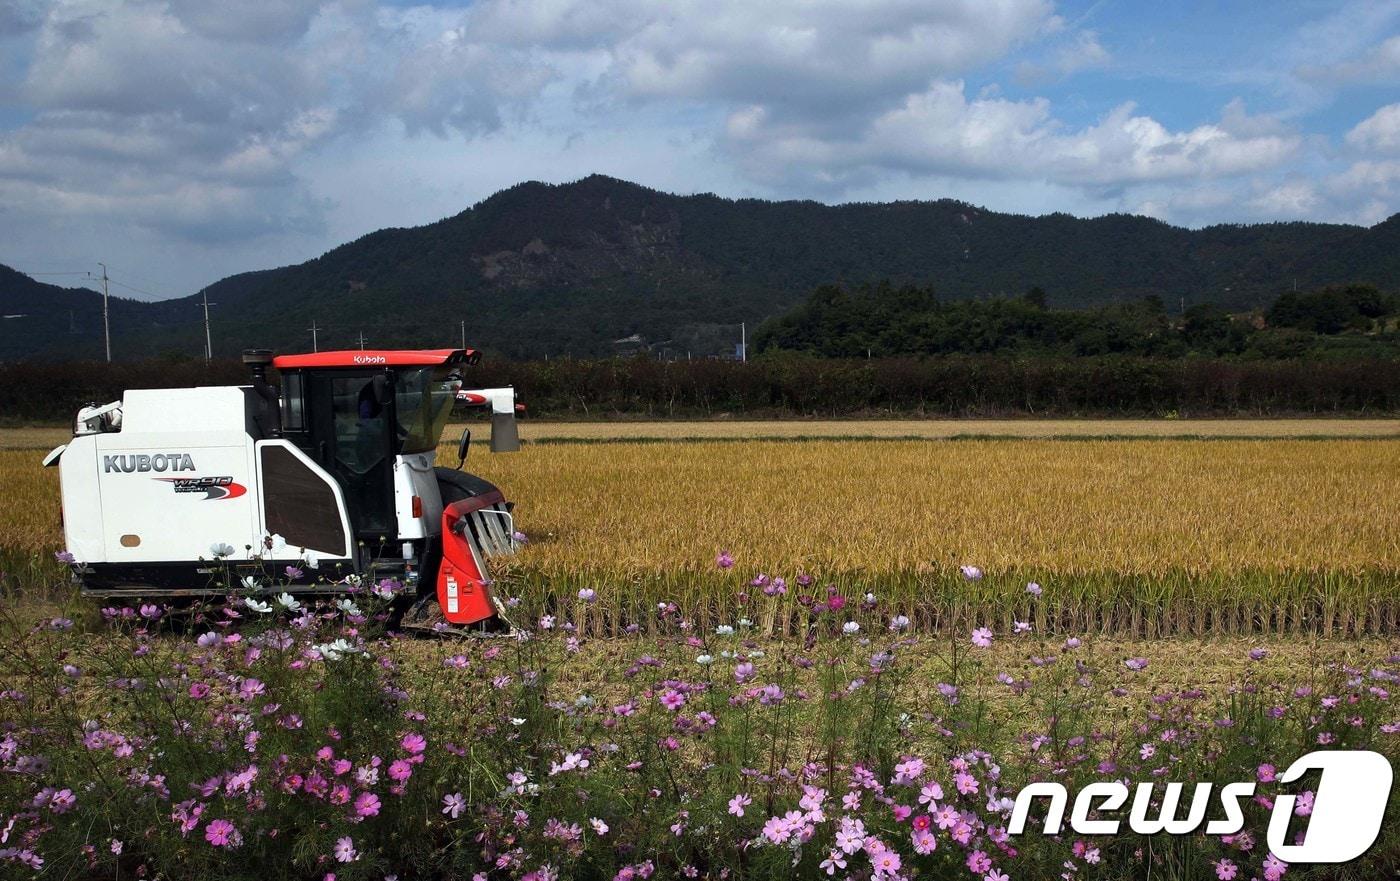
top-left (1008, 750), bottom-right (1392, 864)
top-left (353, 354), bottom-right (386, 364)
top-left (103, 453), bottom-right (195, 473)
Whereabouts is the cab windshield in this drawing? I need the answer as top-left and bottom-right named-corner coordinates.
top-left (394, 366), bottom-right (456, 454)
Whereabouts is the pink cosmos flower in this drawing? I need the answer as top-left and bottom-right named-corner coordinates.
top-left (354, 791), bottom-right (380, 818)
top-left (971, 628), bottom-right (993, 648)
top-left (659, 689), bottom-right (686, 711)
top-left (820, 851), bottom-right (848, 875)
top-left (1263, 854), bottom-right (1287, 881)
top-left (1026, 581), bottom-right (1042, 596)
top-left (48, 789), bottom-right (76, 813)
top-left (442, 792), bottom-right (465, 818)
top-left (388, 759), bottom-right (412, 782)
top-left (189, 682), bottom-right (210, 699)
top-left (955, 772), bottom-right (979, 795)
top-left (1125, 657), bottom-right (1149, 671)
top-left (333, 836), bottom-right (357, 863)
top-left (762, 815), bottom-right (794, 844)
top-left (204, 818), bottom-right (237, 847)
top-left (400, 733), bottom-right (426, 754)
top-left (967, 850), bottom-right (992, 873)
top-left (728, 793), bottom-right (751, 817)
top-left (716, 550), bottom-right (734, 569)
top-left (871, 848), bottom-right (902, 876)
top-left (1214, 859), bottom-right (1238, 881)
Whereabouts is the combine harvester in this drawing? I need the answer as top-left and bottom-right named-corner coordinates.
top-left (43, 348), bottom-right (522, 633)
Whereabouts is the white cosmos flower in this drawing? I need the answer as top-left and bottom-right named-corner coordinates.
top-left (314, 638), bottom-right (359, 661)
top-left (843, 622), bottom-right (860, 635)
top-left (335, 599), bottom-right (361, 617)
top-left (275, 593), bottom-right (301, 612)
top-left (240, 576), bottom-right (261, 591)
top-left (244, 597), bottom-right (273, 614)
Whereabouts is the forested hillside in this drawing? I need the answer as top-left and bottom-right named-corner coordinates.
top-left (2, 175), bottom-right (1398, 361)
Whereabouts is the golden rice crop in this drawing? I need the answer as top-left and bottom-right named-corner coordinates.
top-left (3, 430), bottom-right (1397, 633)
top-left (457, 438), bottom-right (1400, 576)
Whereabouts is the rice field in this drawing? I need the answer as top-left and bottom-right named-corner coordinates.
top-left (3, 423), bottom-right (1397, 634)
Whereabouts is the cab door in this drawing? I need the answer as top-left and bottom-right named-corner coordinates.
top-left (306, 370), bottom-right (398, 541)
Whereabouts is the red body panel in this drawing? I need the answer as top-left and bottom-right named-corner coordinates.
top-left (435, 493), bottom-right (505, 625)
top-left (273, 348), bottom-right (476, 369)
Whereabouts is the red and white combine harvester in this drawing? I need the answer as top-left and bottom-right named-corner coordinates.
top-left (43, 348), bottom-right (522, 632)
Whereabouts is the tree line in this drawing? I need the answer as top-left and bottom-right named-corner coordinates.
top-left (753, 281), bottom-right (1400, 360)
top-left (4, 353), bottom-right (1397, 424)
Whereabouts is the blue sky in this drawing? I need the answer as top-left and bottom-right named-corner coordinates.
top-left (1, 0), bottom-right (1398, 298)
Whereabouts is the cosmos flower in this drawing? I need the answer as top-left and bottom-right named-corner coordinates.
top-left (727, 793), bottom-right (751, 817)
top-left (442, 792), bottom-right (465, 818)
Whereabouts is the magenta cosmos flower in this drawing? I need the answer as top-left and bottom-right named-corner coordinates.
top-left (204, 819), bottom-right (237, 847)
top-left (354, 792), bottom-right (380, 817)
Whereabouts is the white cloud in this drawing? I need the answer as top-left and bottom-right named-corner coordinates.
top-left (1346, 103), bottom-right (1400, 154)
top-left (1298, 34), bottom-right (1400, 84)
top-left (725, 82), bottom-right (1300, 191)
top-left (602, 0), bottom-right (1054, 109)
top-left (1015, 28), bottom-right (1110, 83)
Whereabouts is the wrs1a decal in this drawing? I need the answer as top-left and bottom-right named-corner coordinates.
top-left (155, 476), bottom-right (247, 500)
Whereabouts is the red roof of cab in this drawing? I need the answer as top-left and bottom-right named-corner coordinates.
top-left (272, 348), bottom-right (477, 369)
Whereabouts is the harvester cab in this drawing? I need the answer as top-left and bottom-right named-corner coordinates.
top-left (45, 347), bottom-right (521, 631)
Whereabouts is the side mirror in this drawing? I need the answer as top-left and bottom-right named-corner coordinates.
top-left (371, 374), bottom-right (393, 406)
top-left (456, 427), bottom-right (471, 469)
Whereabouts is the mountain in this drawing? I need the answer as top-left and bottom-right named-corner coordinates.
top-left (3, 175), bottom-right (1399, 360)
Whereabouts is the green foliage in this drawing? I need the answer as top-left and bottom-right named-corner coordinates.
top-left (755, 281), bottom-right (1400, 360)
top-left (4, 353), bottom-right (1400, 424)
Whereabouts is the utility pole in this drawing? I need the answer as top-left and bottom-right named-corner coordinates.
top-left (357, 331), bottom-right (367, 350)
top-left (98, 262), bottom-right (111, 362)
top-left (307, 320), bottom-right (320, 352)
top-left (740, 322), bottom-right (747, 362)
top-left (460, 319), bottom-right (466, 349)
top-left (200, 291), bottom-right (215, 361)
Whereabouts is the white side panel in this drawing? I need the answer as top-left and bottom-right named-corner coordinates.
top-left (119, 387), bottom-right (251, 434)
top-left (393, 452), bottom-right (442, 540)
top-left (92, 431), bottom-right (260, 562)
top-left (58, 435), bottom-right (105, 563)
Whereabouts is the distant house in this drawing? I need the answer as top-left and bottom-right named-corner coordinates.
top-left (612, 333), bottom-right (647, 355)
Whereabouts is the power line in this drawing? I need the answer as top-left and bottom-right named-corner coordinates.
top-left (108, 278), bottom-right (172, 300)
